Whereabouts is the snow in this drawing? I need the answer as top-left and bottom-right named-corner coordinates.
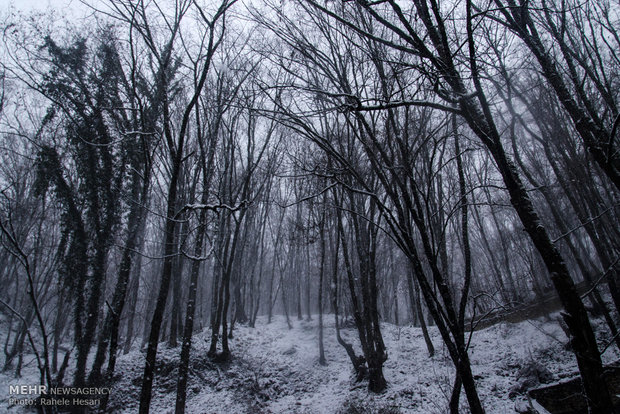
top-left (1, 313), bottom-right (619, 413)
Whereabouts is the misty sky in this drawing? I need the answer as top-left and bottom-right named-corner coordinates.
top-left (2, 0), bottom-right (89, 16)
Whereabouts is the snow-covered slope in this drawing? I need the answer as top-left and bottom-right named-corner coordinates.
top-left (108, 314), bottom-right (618, 413)
top-left (3, 314), bottom-right (618, 413)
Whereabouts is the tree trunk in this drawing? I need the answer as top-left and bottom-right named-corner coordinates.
top-left (318, 208), bottom-right (327, 366)
top-left (175, 209), bottom-right (208, 414)
top-left (139, 159), bottom-right (182, 413)
top-left (89, 162), bottom-right (149, 384)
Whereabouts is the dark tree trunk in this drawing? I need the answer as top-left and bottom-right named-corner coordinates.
top-left (89, 160), bottom-right (150, 384)
top-left (334, 193), bottom-right (387, 392)
top-left (412, 269), bottom-right (434, 357)
top-left (139, 162), bottom-right (181, 413)
top-left (208, 216), bottom-right (225, 356)
top-left (480, 137), bottom-right (613, 413)
top-left (330, 215), bottom-right (366, 380)
top-left (318, 206), bottom-right (327, 366)
top-left (175, 209), bottom-right (208, 414)
top-left (123, 242), bottom-right (144, 354)
top-left (405, 264), bottom-right (418, 326)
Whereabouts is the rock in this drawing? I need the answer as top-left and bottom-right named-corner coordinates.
top-left (514, 398), bottom-right (533, 413)
top-left (282, 346), bottom-right (297, 355)
top-left (517, 361), bottom-right (553, 384)
top-left (509, 360), bottom-right (554, 398)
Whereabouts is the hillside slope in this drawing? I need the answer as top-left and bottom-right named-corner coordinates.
top-left (2, 314), bottom-right (618, 413)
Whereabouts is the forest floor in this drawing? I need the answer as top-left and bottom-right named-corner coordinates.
top-left (2, 313), bottom-right (620, 413)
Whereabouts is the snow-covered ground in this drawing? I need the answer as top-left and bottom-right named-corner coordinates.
top-left (2, 313), bottom-right (619, 413)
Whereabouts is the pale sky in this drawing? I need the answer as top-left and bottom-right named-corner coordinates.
top-left (1, 0), bottom-right (91, 16)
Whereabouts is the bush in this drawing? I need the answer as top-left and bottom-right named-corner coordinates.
top-left (338, 399), bottom-right (401, 414)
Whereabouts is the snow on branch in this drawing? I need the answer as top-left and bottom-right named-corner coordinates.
top-left (182, 245), bottom-right (216, 262)
top-left (303, 86), bottom-right (462, 114)
top-left (176, 200), bottom-right (249, 217)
